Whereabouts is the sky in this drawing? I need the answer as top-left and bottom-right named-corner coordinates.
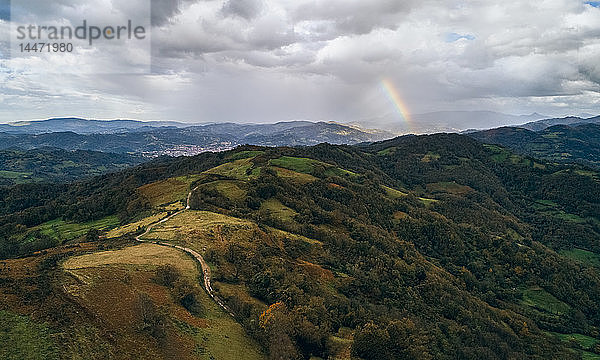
top-left (0, 0), bottom-right (600, 127)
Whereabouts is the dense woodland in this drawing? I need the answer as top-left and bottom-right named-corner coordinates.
top-left (0, 152), bottom-right (224, 258)
top-left (470, 123), bottom-right (600, 169)
top-left (1, 134), bottom-right (600, 359)
top-left (0, 147), bottom-right (146, 185)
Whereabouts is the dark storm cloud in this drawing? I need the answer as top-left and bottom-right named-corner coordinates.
top-left (153, 1), bottom-right (296, 58)
top-left (293, 0), bottom-right (416, 36)
top-left (2, 0), bottom-right (600, 124)
top-left (152, 0), bottom-right (202, 26)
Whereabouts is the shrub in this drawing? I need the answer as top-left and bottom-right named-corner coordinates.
top-left (154, 264), bottom-right (181, 288)
top-left (136, 293), bottom-right (166, 340)
top-left (173, 278), bottom-right (204, 316)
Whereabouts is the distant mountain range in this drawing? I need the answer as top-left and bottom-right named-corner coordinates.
top-left (0, 119), bottom-right (393, 156)
top-left (357, 111), bottom-right (600, 134)
top-left (356, 110), bottom-right (549, 133)
top-left (2, 115), bottom-right (600, 164)
top-left (0, 118), bottom-right (191, 134)
top-left (517, 115), bottom-right (600, 131)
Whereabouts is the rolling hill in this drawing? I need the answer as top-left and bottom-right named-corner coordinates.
top-left (0, 118), bottom-right (189, 134)
top-left (518, 115), bottom-right (600, 131)
top-left (0, 120), bottom-right (393, 156)
top-left (1, 134), bottom-right (599, 359)
top-left (470, 123), bottom-right (600, 168)
top-left (0, 147), bottom-right (146, 185)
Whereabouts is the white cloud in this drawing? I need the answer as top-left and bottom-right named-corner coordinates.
top-left (1, 0), bottom-right (600, 125)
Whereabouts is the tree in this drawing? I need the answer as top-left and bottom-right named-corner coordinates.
top-left (85, 228), bottom-right (101, 242)
top-left (173, 278), bottom-right (204, 316)
top-left (352, 322), bottom-right (391, 360)
top-left (154, 264), bottom-right (181, 288)
top-left (226, 243), bottom-right (246, 280)
top-left (136, 293), bottom-right (166, 340)
top-left (259, 302), bottom-right (299, 360)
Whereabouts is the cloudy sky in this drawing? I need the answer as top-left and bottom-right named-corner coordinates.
top-left (0, 0), bottom-right (600, 127)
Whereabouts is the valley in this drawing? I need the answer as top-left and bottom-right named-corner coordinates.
top-left (0, 119), bottom-right (393, 157)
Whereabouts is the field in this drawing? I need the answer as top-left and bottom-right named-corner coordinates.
top-left (105, 212), bottom-right (167, 239)
top-left (271, 166), bottom-right (317, 184)
top-left (0, 170), bottom-right (37, 184)
top-left (268, 226), bottom-right (323, 245)
top-left (327, 335), bottom-right (353, 360)
top-left (324, 167), bottom-right (358, 178)
top-left (227, 150), bottom-right (265, 161)
top-left (141, 210), bottom-right (257, 245)
top-left (550, 332), bottom-right (599, 349)
top-left (546, 332), bottom-right (600, 359)
top-left (63, 243), bottom-right (265, 360)
top-left (0, 310), bottom-right (58, 360)
top-left (583, 352), bottom-right (600, 360)
top-left (270, 156), bottom-right (319, 173)
top-left (259, 198), bottom-right (298, 223)
top-left (559, 248), bottom-right (600, 268)
top-left (533, 200), bottom-right (587, 223)
top-left (521, 287), bottom-right (571, 315)
top-left (139, 174), bottom-right (203, 208)
top-left (269, 156), bottom-right (357, 178)
top-left (575, 170), bottom-right (599, 180)
top-left (213, 282), bottom-right (267, 309)
top-left (143, 210), bottom-right (319, 252)
top-left (205, 158), bottom-right (259, 180)
top-left (381, 185), bottom-right (407, 199)
top-left (381, 185), bottom-right (437, 206)
top-left (198, 180), bottom-right (247, 202)
top-left (421, 152), bottom-right (441, 162)
top-left (34, 215), bottom-right (120, 242)
top-left (377, 146), bottom-right (396, 155)
top-left (419, 197), bottom-right (439, 207)
top-left (485, 144), bottom-right (511, 162)
top-left (484, 144), bottom-right (545, 168)
top-left (63, 243), bottom-right (198, 275)
top-left (184, 289), bottom-right (265, 360)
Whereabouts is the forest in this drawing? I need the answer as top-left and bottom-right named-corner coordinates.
top-left (1, 134), bottom-right (600, 359)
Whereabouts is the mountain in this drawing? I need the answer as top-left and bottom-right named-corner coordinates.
top-left (518, 115), bottom-right (600, 131)
top-left (355, 111), bottom-right (548, 133)
top-left (470, 123), bottom-right (600, 168)
top-left (575, 113), bottom-right (596, 119)
top-left (0, 118), bottom-right (191, 134)
top-left (188, 121), bottom-right (319, 137)
top-left (0, 121), bottom-right (393, 156)
top-left (0, 147), bottom-right (146, 185)
top-left (1, 134), bottom-right (599, 359)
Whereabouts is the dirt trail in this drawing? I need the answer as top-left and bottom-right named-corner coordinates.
top-left (135, 186), bottom-right (235, 317)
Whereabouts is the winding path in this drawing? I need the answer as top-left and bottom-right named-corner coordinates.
top-left (135, 186), bottom-right (235, 317)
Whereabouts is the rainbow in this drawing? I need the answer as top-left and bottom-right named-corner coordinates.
top-left (380, 79), bottom-right (412, 130)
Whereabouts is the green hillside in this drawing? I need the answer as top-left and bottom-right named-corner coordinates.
top-left (0, 148), bottom-right (146, 185)
top-left (470, 123), bottom-right (600, 169)
top-left (1, 137), bottom-right (600, 359)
